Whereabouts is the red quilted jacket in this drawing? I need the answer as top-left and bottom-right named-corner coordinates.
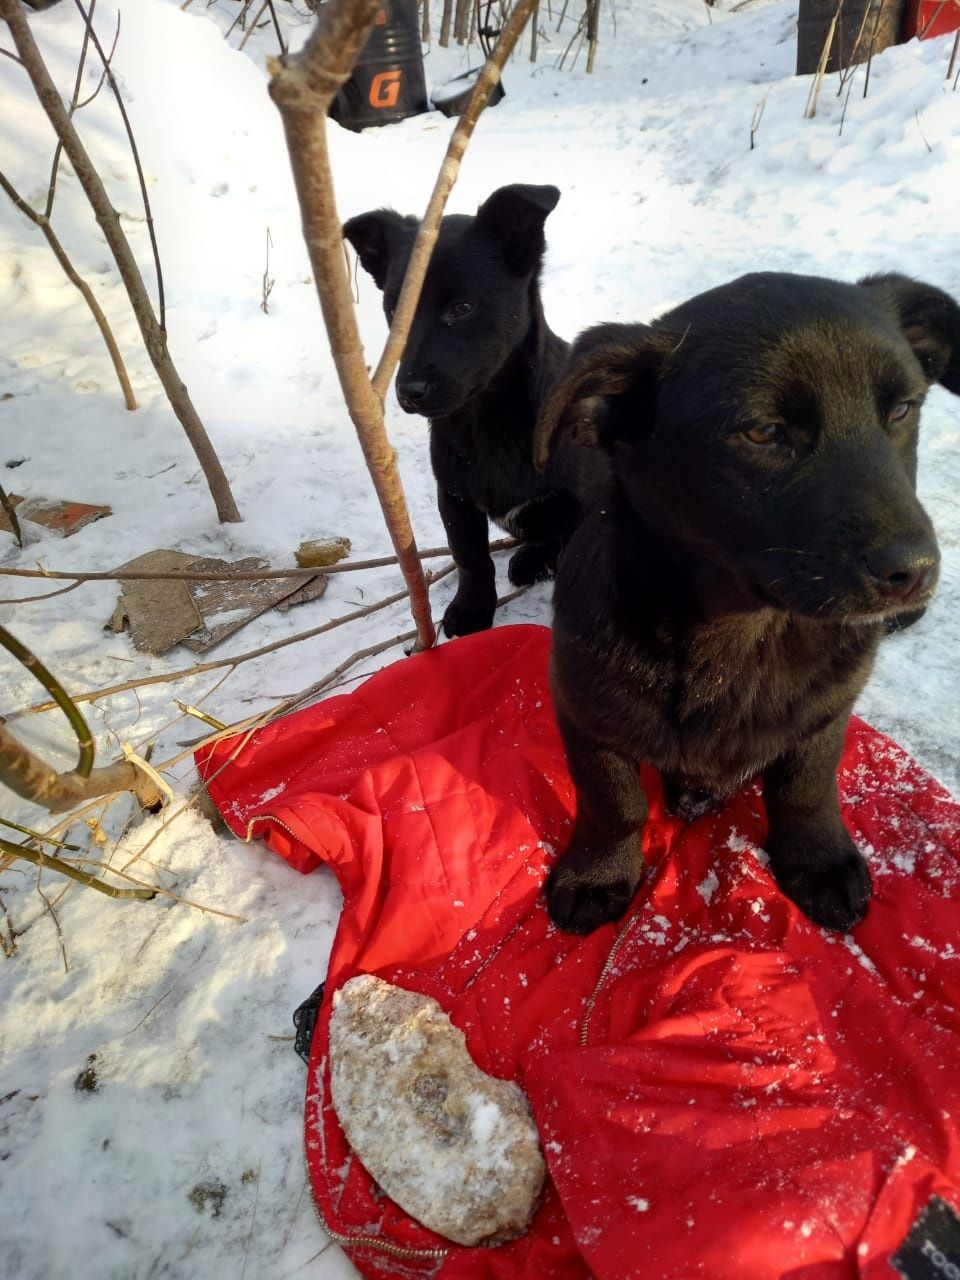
top-left (199, 624), bottom-right (960, 1280)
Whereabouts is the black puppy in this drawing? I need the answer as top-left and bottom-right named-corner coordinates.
top-left (343, 185), bottom-right (581, 637)
top-left (534, 271), bottom-right (960, 935)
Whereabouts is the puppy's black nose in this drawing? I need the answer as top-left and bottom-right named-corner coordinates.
top-left (865, 539), bottom-right (939, 600)
top-left (398, 379), bottom-right (429, 406)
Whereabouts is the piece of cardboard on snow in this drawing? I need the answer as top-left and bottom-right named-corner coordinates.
top-left (107, 550), bottom-right (327, 656)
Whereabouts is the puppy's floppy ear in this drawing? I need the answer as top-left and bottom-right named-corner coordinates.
top-left (533, 324), bottom-right (668, 471)
top-left (342, 209), bottom-right (417, 290)
top-left (858, 273), bottom-right (960, 394)
top-left (474, 184), bottom-right (561, 275)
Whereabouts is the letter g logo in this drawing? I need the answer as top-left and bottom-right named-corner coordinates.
top-left (369, 69), bottom-right (402, 109)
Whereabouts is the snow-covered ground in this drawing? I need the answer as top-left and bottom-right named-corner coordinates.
top-left (0, 1), bottom-right (957, 1276)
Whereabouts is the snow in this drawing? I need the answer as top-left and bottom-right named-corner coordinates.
top-left (696, 869), bottom-right (720, 906)
top-left (1, 1), bottom-right (959, 1277)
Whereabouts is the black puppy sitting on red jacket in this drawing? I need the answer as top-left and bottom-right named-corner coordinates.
top-left (344, 185), bottom-right (584, 638)
top-left (534, 271), bottom-right (959, 935)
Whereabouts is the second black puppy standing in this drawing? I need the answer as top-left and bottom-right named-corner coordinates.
top-left (344, 184), bottom-right (586, 637)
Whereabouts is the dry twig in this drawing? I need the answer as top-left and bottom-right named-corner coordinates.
top-left (73, 1), bottom-right (167, 332)
top-left (0, 169), bottom-right (138, 410)
top-left (370, 0), bottom-right (540, 402)
top-left (267, 0), bottom-right (435, 649)
top-left (0, 538), bottom-right (515, 604)
top-left (0, 481), bottom-right (23, 547)
top-left (804, 2), bottom-right (841, 119)
top-left (0, 836), bottom-right (156, 899)
top-left (23, 570), bottom-right (457, 716)
top-left (0, 0), bottom-right (242, 523)
top-left (0, 621), bottom-right (164, 872)
top-left (947, 28), bottom-right (959, 81)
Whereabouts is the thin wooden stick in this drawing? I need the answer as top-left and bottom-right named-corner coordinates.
top-left (0, 538), bottom-right (515, 592)
top-left (0, 787), bottom-right (248, 920)
top-left (22, 574), bottom-right (453, 716)
top-left (285, 582), bottom-right (532, 715)
top-left (224, 0), bottom-right (256, 43)
top-left (153, 572), bottom-right (524, 774)
top-left (804, 1), bottom-right (841, 119)
top-left (947, 27), bottom-right (959, 80)
top-left (0, 169), bottom-right (137, 410)
top-left (267, 0), bottom-right (435, 650)
top-left (370, 0), bottom-right (539, 402)
top-left (0, 816), bottom-right (84, 852)
top-left (0, 0), bottom-right (241, 524)
top-left (918, 0), bottom-right (951, 38)
top-left (0, 836), bottom-right (156, 899)
top-left (1, 624), bottom-right (95, 777)
top-left (0, 481), bottom-right (23, 547)
top-left (238, 1), bottom-right (269, 52)
top-left (835, 0), bottom-right (872, 94)
top-left (862, 0), bottom-right (884, 98)
top-left (455, 0), bottom-right (471, 42)
top-left (44, 0), bottom-right (98, 219)
top-left (263, 0), bottom-right (286, 53)
top-left (0, 722), bottom-right (162, 812)
top-left (585, 0), bottom-right (599, 72)
top-left (74, 1), bottom-right (166, 333)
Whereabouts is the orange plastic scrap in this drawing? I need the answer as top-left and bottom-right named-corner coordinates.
top-left (0, 494), bottom-right (112, 538)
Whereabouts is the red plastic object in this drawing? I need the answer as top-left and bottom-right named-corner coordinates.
top-left (904, 0), bottom-right (960, 39)
top-left (198, 624), bottom-right (960, 1280)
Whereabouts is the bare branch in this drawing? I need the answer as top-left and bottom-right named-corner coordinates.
top-left (0, 480), bottom-right (23, 546)
top-left (239, 2), bottom-right (269, 53)
top-left (74, 8), bottom-right (119, 110)
top-left (23, 568), bottom-right (457, 716)
top-left (0, 815), bottom-right (84, 851)
top-left (0, 723), bottom-right (161, 813)
top-left (264, 0), bottom-right (286, 53)
top-left (0, 538), bottom-right (516, 604)
top-left (267, 0), bottom-right (436, 649)
top-left (370, 0), bottom-right (540, 402)
top-left (0, 625), bottom-right (166, 818)
top-left (946, 27), bottom-right (959, 81)
top-left (44, 0), bottom-right (98, 218)
top-left (585, 0), bottom-right (599, 72)
top-left (0, 168), bottom-right (137, 410)
top-left (73, 1), bottom-right (166, 332)
top-left (0, 836), bottom-right (156, 900)
top-left (0, 0), bottom-right (242, 523)
top-left (1, 624), bottom-right (95, 778)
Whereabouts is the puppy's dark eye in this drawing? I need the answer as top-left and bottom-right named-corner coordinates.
top-left (447, 301), bottom-right (474, 321)
top-left (741, 422), bottom-right (785, 447)
top-left (888, 401), bottom-right (912, 424)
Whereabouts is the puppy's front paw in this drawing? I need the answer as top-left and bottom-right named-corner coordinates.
top-left (508, 543), bottom-right (557, 587)
top-left (441, 591), bottom-right (496, 638)
top-left (545, 836), bottom-right (643, 935)
top-left (769, 831), bottom-right (872, 931)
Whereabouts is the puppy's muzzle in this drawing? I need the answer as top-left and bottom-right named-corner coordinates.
top-left (864, 535), bottom-right (940, 614)
top-left (396, 378), bottom-right (431, 413)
